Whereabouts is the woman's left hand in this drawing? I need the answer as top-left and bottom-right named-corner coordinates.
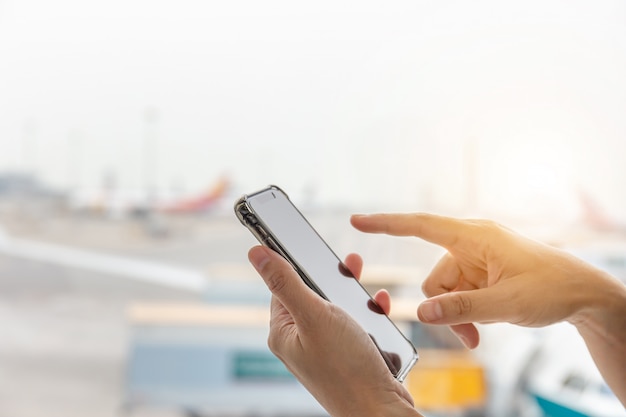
top-left (248, 246), bottom-right (420, 417)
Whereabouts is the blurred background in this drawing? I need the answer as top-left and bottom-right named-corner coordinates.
top-left (0, 1), bottom-right (625, 416)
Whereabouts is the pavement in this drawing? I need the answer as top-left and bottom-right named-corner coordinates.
top-left (0, 252), bottom-right (200, 417)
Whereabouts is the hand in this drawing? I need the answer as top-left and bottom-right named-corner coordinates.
top-left (353, 212), bottom-right (626, 406)
top-left (248, 246), bottom-right (421, 417)
top-left (351, 213), bottom-right (625, 348)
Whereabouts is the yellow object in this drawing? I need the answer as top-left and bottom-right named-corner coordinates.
top-left (406, 349), bottom-right (486, 411)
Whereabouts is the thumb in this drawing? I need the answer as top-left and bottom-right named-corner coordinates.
top-left (417, 288), bottom-right (507, 325)
top-left (248, 246), bottom-right (323, 321)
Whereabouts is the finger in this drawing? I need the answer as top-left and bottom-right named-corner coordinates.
top-left (418, 297), bottom-right (481, 348)
top-left (345, 252), bottom-right (389, 315)
top-left (417, 286), bottom-right (513, 326)
top-left (351, 213), bottom-right (467, 248)
top-left (344, 253), bottom-right (363, 280)
top-left (450, 323), bottom-right (480, 349)
top-left (249, 246), bottom-right (323, 323)
top-left (419, 255), bottom-right (481, 348)
top-left (421, 253), bottom-right (463, 298)
top-left (373, 289), bottom-right (391, 315)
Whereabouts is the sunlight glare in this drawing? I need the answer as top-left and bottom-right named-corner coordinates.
top-left (481, 133), bottom-right (579, 222)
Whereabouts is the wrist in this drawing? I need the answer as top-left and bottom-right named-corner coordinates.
top-left (568, 268), bottom-right (626, 332)
top-left (565, 268), bottom-right (626, 406)
top-left (353, 385), bottom-right (421, 417)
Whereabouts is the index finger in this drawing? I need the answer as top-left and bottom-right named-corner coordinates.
top-left (351, 213), bottom-right (466, 248)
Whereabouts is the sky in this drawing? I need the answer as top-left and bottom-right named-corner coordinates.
top-left (1, 0), bottom-right (625, 221)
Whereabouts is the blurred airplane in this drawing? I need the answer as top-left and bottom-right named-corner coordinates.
top-left (568, 189), bottom-right (626, 283)
top-left (579, 189), bottom-right (626, 236)
top-left (70, 176), bottom-right (231, 219)
top-left (161, 176), bottom-right (230, 215)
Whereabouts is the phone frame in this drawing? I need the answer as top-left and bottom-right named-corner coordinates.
top-left (236, 186), bottom-right (329, 298)
top-left (235, 185), bottom-right (418, 381)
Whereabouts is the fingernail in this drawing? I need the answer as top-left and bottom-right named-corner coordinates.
top-left (458, 334), bottom-right (472, 349)
top-left (419, 300), bottom-right (443, 322)
top-left (249, 247), bottom-right (270, 271)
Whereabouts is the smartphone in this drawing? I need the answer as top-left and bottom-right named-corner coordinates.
top-left (235, 185), bottom-right (418, 381)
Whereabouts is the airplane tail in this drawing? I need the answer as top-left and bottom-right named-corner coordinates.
top-left (578, 189), bottom-right (618, 232)
top-left (162, 176), bottom-right (230, 214)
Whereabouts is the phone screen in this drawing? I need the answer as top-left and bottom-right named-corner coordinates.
top-left (236, 186), bottom-right (418, 381)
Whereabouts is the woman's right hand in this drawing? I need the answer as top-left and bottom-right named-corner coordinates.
top-left (351, 213), bottom-right (626, 404)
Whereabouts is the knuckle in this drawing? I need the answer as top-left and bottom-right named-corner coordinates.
top-left (421, 279), bottom-right (434, 297)
top-left (411, 213), bottom-right (426, 234)
top-left (264, 267), bottom-right (288, 295)
top-left (468, 219), bottom-right (506, 252)
top-left (267, 332), bottom-right (281, 355)
top-left (450, 293), bottom-right (473, 317)
top-left (266, 319), bottom-right (290, 357)
top-left (476, 219), bottom-right (504, 236)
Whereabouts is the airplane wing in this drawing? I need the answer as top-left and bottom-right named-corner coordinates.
top-left (0, 229), bottom-right (208, 292)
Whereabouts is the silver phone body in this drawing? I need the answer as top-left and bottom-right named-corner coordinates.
top-left (235, 185), bottom-right (418, 381)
